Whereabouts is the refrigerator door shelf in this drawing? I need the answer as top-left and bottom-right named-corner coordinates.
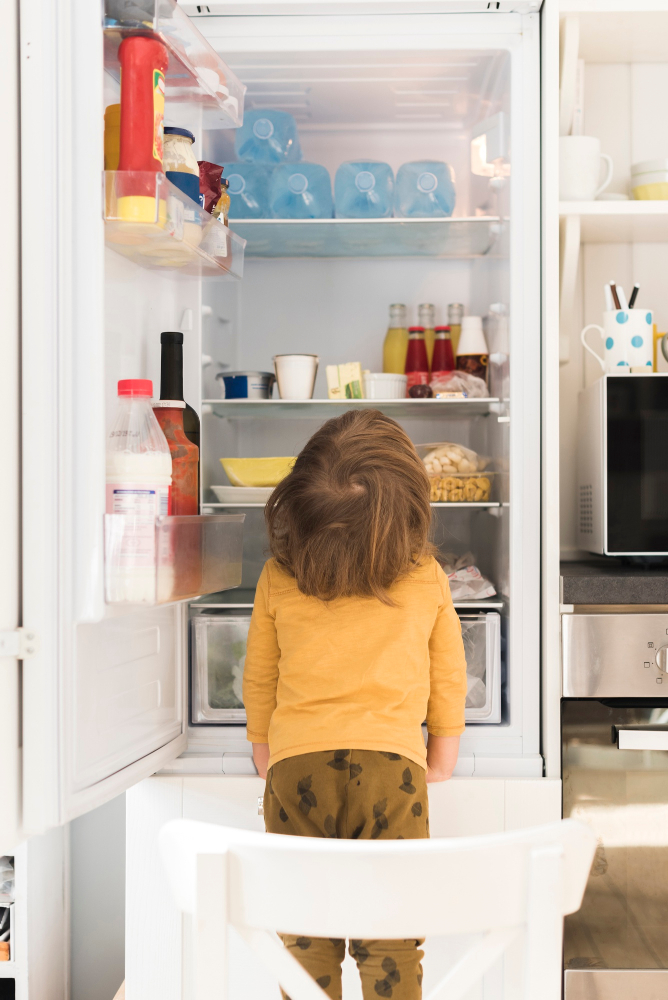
top-left (104, 171), bottom-right (246, 278)
top-left (103, 0), bottom-right (245, 130)
top-left (232, 216), bottom-right (507, 259)
top-left (104, 513), bottom-right (245, 607)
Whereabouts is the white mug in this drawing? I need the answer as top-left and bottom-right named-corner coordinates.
top-left (560, 136), bottom-right (613, 201)
top-left (273, 354), bottom-right (319, 399)
top-left (581, 309), bottom-right (654, 372)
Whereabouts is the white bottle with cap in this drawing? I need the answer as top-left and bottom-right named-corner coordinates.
top-left (455, 316), bottom-right (489, 382)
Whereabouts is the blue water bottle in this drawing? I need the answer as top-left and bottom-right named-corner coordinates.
top-left (394, 161), bottom-right (456, 218)
top-left (334, 161), bottom-right (394, 218)
top-left (269, 164), bottom-right (333, 219)
top-left (235, 110), bottom-right (302, 164)
top-left (223, 164), bottom-right (273, 219)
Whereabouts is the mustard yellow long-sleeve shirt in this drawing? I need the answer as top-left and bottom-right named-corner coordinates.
top-left (242, 556), bottom-right (468, 770)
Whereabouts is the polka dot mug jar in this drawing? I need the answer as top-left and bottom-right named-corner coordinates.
top-left (581, 309), bottom-right (654, 372)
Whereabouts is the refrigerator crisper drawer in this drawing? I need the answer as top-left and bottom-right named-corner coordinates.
top-left (191, 610), bottom-right (502, 725)
top-left (461, 613), bottom-right (501, 724)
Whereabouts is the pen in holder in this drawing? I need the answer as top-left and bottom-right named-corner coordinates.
top-left (581, 309), bottom-right (654, 372)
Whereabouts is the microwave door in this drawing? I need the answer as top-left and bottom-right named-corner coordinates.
top-left (606, 376), bottom-right (668, 555)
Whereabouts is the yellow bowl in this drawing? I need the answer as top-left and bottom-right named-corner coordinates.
top-left (220, 456), bottom-right (296, 487)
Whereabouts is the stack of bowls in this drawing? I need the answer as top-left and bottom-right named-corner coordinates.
top-left (632, 160), bottom-right (668, 200)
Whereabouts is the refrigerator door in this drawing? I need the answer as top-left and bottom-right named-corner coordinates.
top-left (18, 0), bottom-right (236, 834)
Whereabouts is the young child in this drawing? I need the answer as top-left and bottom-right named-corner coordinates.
top-left (243, 409), bottom-right (467, 1000)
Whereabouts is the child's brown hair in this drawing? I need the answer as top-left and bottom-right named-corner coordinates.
top-left (265, 409), bottom-right (433, 604)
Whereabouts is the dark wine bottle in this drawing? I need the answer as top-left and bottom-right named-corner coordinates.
top-left (159, 331), bottom-right (200, 508)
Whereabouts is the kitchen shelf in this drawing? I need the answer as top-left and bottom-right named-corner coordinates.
top-left (204, 398), bottom-right (500, 418)
top-left (105, 513), bottom-right (244, 606)
top-left (231, 217), bottom-right (507, 259)
top-left (103, 0), bottom-right (245, 129)
top-left (104, 171), bottom-right (245, 277)
top-left (559, 200), bottom-right (668, 242)
top-left (203, 501), bottom-right (501, 509)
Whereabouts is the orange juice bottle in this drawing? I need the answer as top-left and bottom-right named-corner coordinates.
top-left (383, 303), bottom-right (408, 374)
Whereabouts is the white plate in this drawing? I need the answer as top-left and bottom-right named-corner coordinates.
top-left (210, 485), bottom-right (274, 504)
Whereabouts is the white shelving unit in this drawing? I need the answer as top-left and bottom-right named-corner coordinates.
top-left (204, 397), bottom-right (502, 418)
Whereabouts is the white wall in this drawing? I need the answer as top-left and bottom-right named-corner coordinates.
top-left (70, 794), bottom-right (125, 1000)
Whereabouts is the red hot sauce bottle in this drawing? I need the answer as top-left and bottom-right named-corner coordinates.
top-left (152, 401), bottom-right (199, 515)
top-left (404, 326), bottom-right (430, 395)
top-left (431, 325), bottom-right (455, 380)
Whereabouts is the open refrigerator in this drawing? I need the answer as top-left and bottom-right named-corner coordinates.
top-left (2, 1), bottom-right (541, 994)
top-left (4, 0), bottom-right (541, 844)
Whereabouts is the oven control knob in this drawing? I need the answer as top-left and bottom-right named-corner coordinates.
top-left (656, 645), bottom-right (668, 673)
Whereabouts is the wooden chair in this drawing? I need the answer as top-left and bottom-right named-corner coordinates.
top-left (159, 817), bottom-right (595, 1000)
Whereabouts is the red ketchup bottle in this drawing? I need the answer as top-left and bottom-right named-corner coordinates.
top-left (405, 326), bottom-right (430, 394)
top-left (152, 402), bottom-right (199, 515)
top-left (431, 325), bottom-right (455, 380)
top-left (116, 35), bottom-right (169, 221)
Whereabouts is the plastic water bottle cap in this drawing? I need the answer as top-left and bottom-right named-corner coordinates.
top-left (288, 172), bottom-right (309, 194)
top-left (355, 170), bottom-right (376, 192)
top-left (253, 117), bottom-right (275, 139)
top-left (227, 174), bottom-right (246, 195)
top-left (418, 172), bottom-right (438, 193)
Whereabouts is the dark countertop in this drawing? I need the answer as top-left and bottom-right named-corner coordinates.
top-left (561, 560), bottom-right (668, 605)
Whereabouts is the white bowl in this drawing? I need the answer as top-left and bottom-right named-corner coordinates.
top-left (210, 485), bottom-right (274, 504)
top-left (363, 372), bottom-right (408, 399)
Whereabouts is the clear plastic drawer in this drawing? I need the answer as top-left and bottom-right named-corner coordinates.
top-left (191, 612), bottom-right (250, 724)
top-left (461, 612), bottom-right (501, 724)
top-left (190, 608), bottom-right (502, 726)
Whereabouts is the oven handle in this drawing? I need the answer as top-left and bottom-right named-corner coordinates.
top-left (616, 727), bottom-right (668, 751)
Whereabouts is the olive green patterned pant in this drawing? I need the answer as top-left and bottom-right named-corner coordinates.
top-left (264, 749), bottom-right (429, 1000)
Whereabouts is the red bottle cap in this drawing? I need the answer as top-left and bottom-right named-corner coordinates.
top-left (118, 379), bottom-right (153, 397)
top-left (434, 326), bottom-right (451, 332)
top-left (408, 326), bottom-right (425, 333)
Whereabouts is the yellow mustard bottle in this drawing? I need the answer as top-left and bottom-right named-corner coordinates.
top-left (419, 303), bottom-right (435, 369)
top-left (383, 303), bottom-right (408, 374)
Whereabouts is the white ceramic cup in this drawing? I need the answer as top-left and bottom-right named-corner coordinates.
top-left (273, 354), bottom-right (319, 399)
top-left (560, 136), bottom-right (613, 201)
top-left (581, 309), bottom-right (654, 372)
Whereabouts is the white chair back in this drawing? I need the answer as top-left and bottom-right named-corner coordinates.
top-left (159, 818), bottom-right (595, 1000)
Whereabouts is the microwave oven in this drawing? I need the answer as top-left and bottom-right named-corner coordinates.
top-left (190, 609), bottom-right (502, 726)
top-left (577, 374), bottom-right (668, 556)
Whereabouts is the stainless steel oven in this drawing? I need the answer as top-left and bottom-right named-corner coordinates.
top-left (562, 612), bottom-right (668, 1000)
top-left (190, 609), bottom-right (502, 726)
top-left (577, 374), bottom-right (668, 556)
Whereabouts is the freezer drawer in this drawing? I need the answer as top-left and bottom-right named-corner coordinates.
top-left (191, 610), bottom-right (502, 725)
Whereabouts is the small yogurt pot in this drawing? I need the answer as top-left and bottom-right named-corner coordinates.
top-left (273, 354), bottom-right (319, 399)
top-left (363, 372), bottom-right (408, 399)
top-left (216, 371), bottom-right (276, 399)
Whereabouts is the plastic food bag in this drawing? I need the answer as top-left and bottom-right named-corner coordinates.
top-left (198, 161), bottom-right (224, 214)
top-left (430, 370), bottom-right (489, 398)
top-left (439, 551), bottom-right (497, 601)
top-left (416, 441), bottom-right (488, 475)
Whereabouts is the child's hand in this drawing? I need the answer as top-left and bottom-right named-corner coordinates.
top-left (426, 734), bottom-right (460, 783)
top-left (252, 742), bottom-right (270, 779)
